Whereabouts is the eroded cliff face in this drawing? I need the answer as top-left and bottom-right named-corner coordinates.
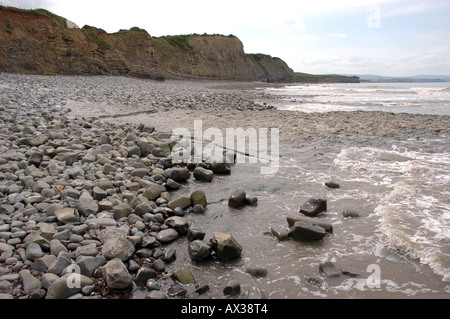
top-left (0, 7), bottom-right (107, 75)
top-left (0, 6), bottom-right (295, 82)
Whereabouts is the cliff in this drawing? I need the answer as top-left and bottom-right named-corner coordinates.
top-left (0, 5), bottom-right (298, 83)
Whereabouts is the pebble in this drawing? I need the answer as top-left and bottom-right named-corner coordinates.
top-left (223, 281), bottom-right (241, 296)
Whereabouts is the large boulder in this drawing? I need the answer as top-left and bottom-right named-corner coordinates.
top-left (143, 183), bottom-right (166, 201)
top-left (45, 273), bottom-right (93, 299)
top-left (193, 167), bottom-right (214, 182)
top-left (287, 216), bottom-right (333, 233)
top-left (100, 229), bottom-right (135, 261)
top-left (288, 221), bottom-right (327, 241)
top-left (165, 167), bottom-right (190, 183)
top-left (102, 258), bottom-right (133, 293)
top-left (228, 190), bottom-right (246, 209)
top-left (188, 240), bottom-right (212, 262)
top-left (165, 216), bottom-right (189, 235)
top-left (190, 190), bottom-right (207, 208)
top-left (168, 196), bottom-right (192, 210)
top-left (212, 232), bottom-right (242, 261)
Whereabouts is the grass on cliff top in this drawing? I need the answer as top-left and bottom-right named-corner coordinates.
top-left (82, 27), bottom-right (112, 50)
top-left (1, 5), bottom-right (70, 37)
top-left (247, 53), bottom-right (271, 62)
top-left (1, 6), bottom-right (68, 29)
top-left (153, 35), bottom-right (193, 61)
top-left (114, 26), bottom-right (149, 35)
top-left (295, 72), bottom-right (346, 78)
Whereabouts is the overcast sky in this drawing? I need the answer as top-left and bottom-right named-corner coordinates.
top-left (2, 0), bottom-right (450, 76)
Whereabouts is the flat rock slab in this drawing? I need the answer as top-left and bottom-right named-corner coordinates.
top-left (299, 198), bottom-right (327, 217)
top-left (54, 208), bottom-right (80, 224)
top-left (288, 222), bottom-right (327, 241)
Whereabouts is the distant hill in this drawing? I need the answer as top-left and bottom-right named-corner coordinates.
top-left (294, 72), bottom-right (360, 83)
top-left (350, 74), bottom-right (450, 83)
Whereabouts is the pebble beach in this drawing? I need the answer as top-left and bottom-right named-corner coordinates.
top-left (1, 73), bottom-right (449, 299)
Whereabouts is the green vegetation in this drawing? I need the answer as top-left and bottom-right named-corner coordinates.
top-left (1, 5), bottom-right (70, 37)
top-left (4, 22), bottom-right (13, 34)
top-left (153, 35), bottom-right (193, 61)
top-left (25, 24), bottom-right (38, 34)
top-left (115, 26), bottom-right (148, 35)
top-left (82, 27), bottom-right (112, 50)
top-left (294, 72), bottom-right (360, 83)
top-left (247, 53), bottom-right (271, 62)
top-left (295, 72), bottom-right (344, 78)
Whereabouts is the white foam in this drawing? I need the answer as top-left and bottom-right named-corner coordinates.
top-left (335, 146), bottom-right (450, 281)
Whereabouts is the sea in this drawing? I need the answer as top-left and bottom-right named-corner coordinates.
top-left (264, 82), bottom-right (450, 116)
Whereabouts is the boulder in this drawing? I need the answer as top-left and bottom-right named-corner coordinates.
top-left (134, 267), bottom-right (157, 285)
top-left (319, 262), bottom-right (341, 278)
top-left (28, 151), bottom-right (44, 167)
top-left (190, 190), bottom-right (207, 208)
top-left (228, 190), bottom-right (247, 209)
top-left (210, 156), bottom-right (232, 174)
top-left (187, 228), bottom-right (206, 242)
top-left (325, 181), bottom-right (340, 189)
top-left (299, 198), bottom-right (327, 217)
top-left (19, 269), bottom-right (41, 295)
top-left (165, 216), bottom-right (189, 235)
top-left (50, 239), bottom-right (68, 257)
top-left (130, 168), bottom-right (149, 178)
top-left (25, 243), bottom-right (44, 261)
top-left (193, 167), bottom-right (214, 182)
top-left (54, 207), bottom-right (80, 224)
top-left (47, 252), bottom-right (72, 275)
top-left (287, 216), bottom-right (333, 233)
top-left (270, 226), bottom-right (289, 241)
top-left (101, 234), bottom-right (135, 261)
top-left (168, 196), bottom-right (192, 210)
top-left (341, 209), bottom-right (360, 218)
top-left (165, 167), bottom-right (190, 182)
top-left (223, 281), bottom-right (240, 296)
top-left (288, 222), bottom-right (326, 241)
top-left (76, 197), bottom-right (99, 216)
top-left (156, 229), bottom-right (179, 244)
top-left (188, 240), bottom-right (212, 261)
top-left (143, 183), bottom-right (166, 201)
top-left (212, 232), bottom-right (242, 261)
top-left (46, 273), bottom-right (93, 299)
top-left (245, 267), bottom-right (268, 278)
top-left (172, 267), bottom-right (195, 284)
top-left (113, 202), bottom-right (133, 220)
top-left (245, 197), bottom-right (258, 206)
top-left (102, 258), bottom-right (133, 293)
top-left (77, 255), bottom-right (107, 277)
top-left (193, 204), bottom-right (205, 214)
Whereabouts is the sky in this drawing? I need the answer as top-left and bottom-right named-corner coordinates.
top-left (2, 0), bottom-right (450, 76)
